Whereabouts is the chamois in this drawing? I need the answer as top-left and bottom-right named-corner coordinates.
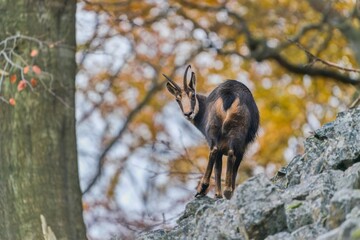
top-left (164, 65), bottom-right (259, 199)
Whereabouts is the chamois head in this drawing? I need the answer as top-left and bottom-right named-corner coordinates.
top-left (164, 65), bottom-right (199, 120)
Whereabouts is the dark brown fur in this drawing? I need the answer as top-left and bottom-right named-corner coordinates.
top-left (165, 66), bottom-right (259, 199)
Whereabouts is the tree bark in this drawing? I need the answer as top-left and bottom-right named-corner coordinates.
top-left (0, 0), bottom-right (87, 239)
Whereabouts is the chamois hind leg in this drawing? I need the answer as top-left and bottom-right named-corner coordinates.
top-left (214, 153), bottom-right (223, 198)
top-left (223, 137), bottom-right (246, 199)
top-left (231, 151), bottom-right (244, 191)
top-left (224, 149), bottom-right (235, 199)
top-left (195, 146), bottom-right (219, 198)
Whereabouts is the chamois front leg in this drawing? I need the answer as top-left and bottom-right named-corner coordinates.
top-left (195, 146), bottom-right (218, 198)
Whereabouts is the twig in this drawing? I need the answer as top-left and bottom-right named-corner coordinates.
top-left (290, 39), bottom-right (360, 73)
top-left (82, 80), bottom-right (165, 194)
top-left (0, 34), bottom-right (72, 107)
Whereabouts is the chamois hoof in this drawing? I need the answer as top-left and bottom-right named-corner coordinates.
top-left (223, 189), bottom-right (233, 199)
top-left (195, 183), bottom-right (209, 198)
top-left (195, 192), bottom-right (205, 198)
top-left (214, 194), bottom-right (223, 199)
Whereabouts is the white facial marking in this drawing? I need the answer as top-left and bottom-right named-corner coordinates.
top-left (181, 93), bottom-right (192, 115)
top-left (192, 96), bottom-right (199, 119)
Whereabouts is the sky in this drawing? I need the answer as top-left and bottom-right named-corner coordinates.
top-left (75, 3), bottom-right (203, 238)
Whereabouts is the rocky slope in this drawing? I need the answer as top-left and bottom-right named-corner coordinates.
top-left (139, 108), bottom-right (360, 240)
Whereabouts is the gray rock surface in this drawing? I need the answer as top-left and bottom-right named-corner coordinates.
top-left (138, 108), bottom-right (360, 240)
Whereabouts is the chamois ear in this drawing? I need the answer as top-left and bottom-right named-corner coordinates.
top-left (189, 72), bottom-right (196, 92)
top-left (163, 74), bottom-right (181, 96)
top-left (166, 82), bottom-right (179, 96)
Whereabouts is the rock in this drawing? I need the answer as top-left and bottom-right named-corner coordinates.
top-left (318, 217), bottom-right (360, 240)
top-left (177, 196), bottom-right (215, 224)
top-left (285, 200), bottom-right (313, 232)
top-left (327, 189), bottom-right (360, 229)
top-left (192, 202), bottom-right (244, 239)
top-left (337, 162), bottom-right (360, 190)
top-left (265, 231), bottom-right (294, 240)
top-left (138, 108), bottom-right (360, 240)
top-left (302, 109), bottom-right (360, 176)
top-left (138, 229), bottom-right (166, 240)
top-left (192, 175), bottom-right (287, 240)
top-left (291, 224), bottom-right (327, 240)
top-left (232, 174), bottom-right (287, 240)
top-left (317, 207), bottom-right (360, 240)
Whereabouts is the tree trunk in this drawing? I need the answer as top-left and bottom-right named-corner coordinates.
top-left (0, 0), bottom-right (87, 239)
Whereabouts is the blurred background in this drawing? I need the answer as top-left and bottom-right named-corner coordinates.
top-left (76, 0), bottom-right (360, 239)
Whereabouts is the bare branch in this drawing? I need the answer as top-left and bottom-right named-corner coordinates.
top-left (279, 22), bottom-right (325, 50)
top-left (178, 0), bottom-right (360, 85)
top-left (307, 0), bottom-right (360, 64)
top-left (291, 40), bottom-right (360, 74)
top-left (271, 53), bottom-right (360, 85)
top-left (82, 44), bottom-right (205, 194)
top-left (0, 34), bottom-right (73, 107)
top-left (82, 81), bottom-right (163, 194)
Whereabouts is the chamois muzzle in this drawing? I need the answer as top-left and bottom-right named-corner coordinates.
top-left (184, 111), bottom-right (193, 119)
